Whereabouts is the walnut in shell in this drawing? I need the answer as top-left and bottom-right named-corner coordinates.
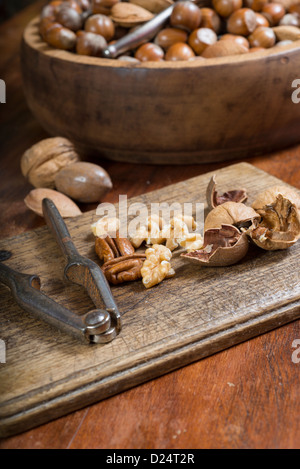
top-left (181, 224), bottom-right (249, 267)
top-left (248, 194), bottom-right (300, 250)
top-left (21, 137), bottom-right (80, 188)
top-left (206, 175), bottom-right (248, 211)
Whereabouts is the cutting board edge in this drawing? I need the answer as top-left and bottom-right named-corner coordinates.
top-left (1, 297), bottom-right (299, 439)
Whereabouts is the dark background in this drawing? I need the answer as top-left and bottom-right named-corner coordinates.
top-left (0, 0), bottom-right (38, 23)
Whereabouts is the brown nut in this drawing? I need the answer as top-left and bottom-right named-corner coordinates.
top-left (248, 26), bottom-right (276, 47)
top-left (110, 3), bottom-right (154, 28)
top-left (170, 2), bottom-right (202, 31)
top-left (92, 0), bottom-right (120, 15)
top-left (212, 0), bottom-right (242, 18)
top-left (279, 13), bottom-right (300, 26)
top-left (56, 4), bottom-right (83, 31)
top-left (243, 0), bottom-right (269, 12)
top-left (261, 2), bottom-right (286, 26)
top-left (21, 137), bottom-right (80, 189)
top-left (204, 201), bottom-right (260, 231)
top-left (248, 194), bottom-right (300, 250)
top-left (154, 28), bottom-right (188, 50)
top-left (54, 162), bottom-right (113, 203)
top-left (254, 12), bottom-right (270, 27)
top-left (165, 42), bottom-right (195, 60)
top-left (76, 31), bottom-right (107, 56)
top-left (141, 244), bottom-right (175, 289)
top-left (43, 22), bottom-right (77, 50)
top-left (102, 253), bottom-right (147, 285)
top-left (206, 175), bottom-right (248, 211)
top-left (227, 8), bottom-right (257, 35)
top-left (188, 27), bottom-right (218, 55)
top-left (201, 40), bottom-right (249, 57)
top-left (85, 14), bottom-right (115, 41)
top-left (272, 24), bottom-right (300, 40)
top-left (134, 42), bottom-right (165, 61)
top-left (24, 188), bottom-right (82, 218)
top-left (200, 7), bottom-right (222, 33)
top-left (95, 232), bottom-right (135, 263)
top-left (129, 0), bottom-right (174, 14)
top-left (181, 224), bottom-right (249, 267)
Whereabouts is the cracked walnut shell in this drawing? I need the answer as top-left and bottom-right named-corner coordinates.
top-left (181, 224), bottom-right (249, 267)
top-left (206, 175), bottom-right (248, 211)
top-left (204, 201), bottom-right (260, 231)
top-left (248, 194), bottom-right (300, 250)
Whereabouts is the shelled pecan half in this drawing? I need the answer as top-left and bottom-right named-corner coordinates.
top-left (102, 253), bottom-right (147, 285)
top-left (95, 231), bottom-right (135, 263)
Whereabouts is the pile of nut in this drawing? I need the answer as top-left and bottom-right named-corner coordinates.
top-left (21, 137), bottom-right (113, 217)
top-left (39, 0), bottom-right (300, 61)
top-left (91, 178), bottom-right (300, 289)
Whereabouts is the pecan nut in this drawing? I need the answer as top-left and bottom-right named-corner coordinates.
top-left (102, 253), bottom-right (146, 285)
top-left (95, 231), bottom-right (135, 263)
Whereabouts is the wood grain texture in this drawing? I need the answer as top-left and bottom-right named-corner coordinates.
top-left (1, 162), bottom-right (300, 438)
top-left (21, 16), bottom-right (300, 163)
top-left (1, 1), bottom-right (300, 449)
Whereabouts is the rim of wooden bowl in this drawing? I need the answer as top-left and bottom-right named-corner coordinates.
top-left (24, 16), bottom-right (300, 70)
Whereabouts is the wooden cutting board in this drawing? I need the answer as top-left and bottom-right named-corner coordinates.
top-left (1, 162), bottom-right (300, 438)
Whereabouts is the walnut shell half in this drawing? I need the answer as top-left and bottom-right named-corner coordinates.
top-left (181, 224), bottom-right (249, 267)
top-left (252, 185), bottom-right (300, 212)
top-left (204, 201), bottom-right (260, 231)
top-left (206, 175), bottom-right (248, 211)
top-left (248, 194), bottom-right (300, 250)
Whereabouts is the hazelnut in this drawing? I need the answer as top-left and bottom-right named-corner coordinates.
top-left (254, 12), bottom-right (270, 27)
top-left (76, 31), bottom-right (107, 56)
top-left (56, 4), bottom-right (83, 31)
top-left (84, 13), bottom-right (115, 41)
top-left (43, 22), bottom-right (77, 50)
top-left (279, 13), bottom-right (300, 26)
top-left (248, 26), bottom-right (276, 47)
top-left (261, 3), bottom-right (286, 26)
top-left (188, 27), bottom-right (218, 55)
top-left (165, 42), bottom-right (195, 60)
top-left (170, 1), bottom-right (202, 31)
top-left (154, 28), bottom-right (188, 50)
top-left (200, 7), bottom-right (222, 33)
top-left (227, 8), bottom-right (257, 35)
top-left (243, 0), bottom-right (268, 12)
top-left (212, 0), bottom-right (242, 18)
top-left (134, 42), bottom-right (165, 61)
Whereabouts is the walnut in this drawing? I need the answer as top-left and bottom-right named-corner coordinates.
top-left (129, 215), bottom-right (165, 248)
top-left (91, 216), bottom-right (120, 238)
top-left (141, 244), bottom-right (175, 289)
top-left (21, 137), bottom-right (80, 188)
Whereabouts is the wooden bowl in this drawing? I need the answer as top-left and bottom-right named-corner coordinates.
top-left (21, 17), bottom-right (300, 164)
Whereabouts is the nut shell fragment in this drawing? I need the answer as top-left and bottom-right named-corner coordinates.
top-left (248, 194), bottom-right (300, 250)
top-left (24, 188), bottom-right (82, 218)
top-left (204, 201), bottom-right (260, 231)
top-left (181, 224), bottom-right (249, 267)
top-left (252, 185), bottom-right (300, 211)
top-left (206, 175), bottom-right (248, 211)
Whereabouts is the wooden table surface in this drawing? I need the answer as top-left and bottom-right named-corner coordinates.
top-left (0, 1), bottom-right (300, 450)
